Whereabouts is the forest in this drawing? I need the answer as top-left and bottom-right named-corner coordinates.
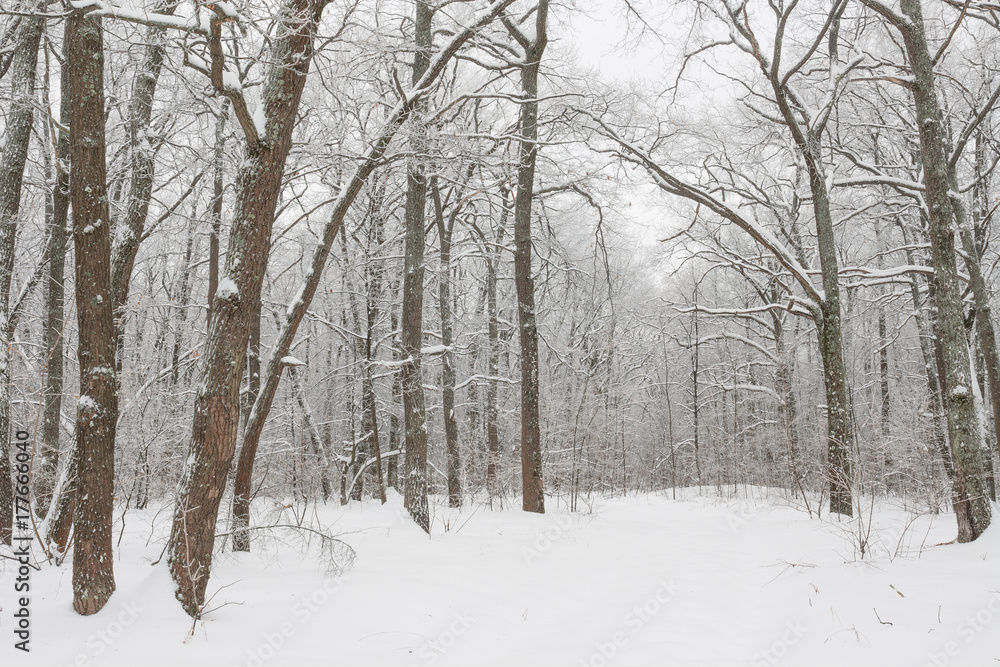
top-left (1, 0), bottom-right (1000, 664)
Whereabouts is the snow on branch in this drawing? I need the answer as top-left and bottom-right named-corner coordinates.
top-left (581, 110), bottom-right (824, 313)
top-left (695, 333), bottom-right (779, 364)
top-left (68, 0), bottom-right (210, 35)
top-left (721, 383), bottom-right (782, 401)
top-left (840, 264), bottom-right (970, 285)
top-left (68, 0), bottom-right (261, 147)
top-left (676, 301), bottom-right (815, 320)
top-left (832, 175), bottom-right (923, 193)
top-left (238, 0), bottom-right (519, 462)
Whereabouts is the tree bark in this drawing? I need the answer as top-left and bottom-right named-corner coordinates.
top-left (863, 0), bottom-right (993, 540)
top-left (432, 177), bottom-right (462, 507)
top-left (400, 0), bottom-right (434, 532)
top-left (507, 0), bottom-right (550, 514)
top-left (66, 11), bottom-right (118, 615)
top-left (208, 102), bottom-right (228, 327)
top-left (363, 189), bottom-right (388, 503)
top-left (168, 0), bottom-right (327, 615)
top-left (41, 35), bottom-right (73, 539)
top-left (950, 173), bottom-right (1000, 465)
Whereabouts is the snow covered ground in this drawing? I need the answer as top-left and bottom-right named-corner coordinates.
top-left (2, 488), bottom-right (999, 667)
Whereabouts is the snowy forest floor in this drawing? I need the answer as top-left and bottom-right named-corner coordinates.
top-left (3, 488), bottom-right (1000, 667)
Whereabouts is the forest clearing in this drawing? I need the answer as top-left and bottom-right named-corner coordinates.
top-left (6, 489), bottom-right (1000, 667)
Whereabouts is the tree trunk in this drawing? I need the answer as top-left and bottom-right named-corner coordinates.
top-left (37, 40), bottom-right (70, 519)
top-left (950, 176), bottom-right (1000, 465)
top-left (400, 0), bottom-right (433, 532)
top-left (168, 0), bottom-right (326, 615)
top-left (207, 102), bottom-right (228, 327)
top-left (66, 11), bottom-right (118, 615)
top-left (508, 0), bottom-right (550, 514)
top-left (289, 365), bottom-right (334, 501)
top-left (432, 177), bottom-right (461, 507)
top-left (41, 37), bottom-right (73, 542)
top-left (484, 186), bottom-right (508, 502)
top-left (363, 192), bottom-right (387, 503)
top-left (0, 7), bottom-right (42, 546)
top-left (389, 295), bottom-right (402, 492)
top-left (884, 0), bottom-right (992, 540)
top-left (109, 4), bottom-right (173, 320)
top-left (171, 215), bottom-right (196, 385)
top-left (46, 440), bottom-right (78, 559)
top-left (692, 288), bottom-right (701, 486)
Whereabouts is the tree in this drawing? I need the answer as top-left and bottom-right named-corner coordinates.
top-left (861, 0), bottom-right (992, 541)
top-left (431, 170), bottom-right (474, 508)
top-left (505, 0), bottom-right (550, 514)
top-left (167, 0), bottom-right (333, 615)
top-left (0, 2), bottom-right (42, 546)
top-left (66, 9), bottom-right (118, 615)
top-left (400, 0), bottom-right (434, 531)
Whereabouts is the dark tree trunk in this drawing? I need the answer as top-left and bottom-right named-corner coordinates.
top-left (400, 0), bottom-right (433, 532)
top-left (431, 177), bottom-right (462, 507)
top-left (506, 0), bottom-right (550, 514)
top-left (208, 102), bottom-right (228, 327)
top-left (66, 11), bottom-right (118, 615)
top-left (864, 0), bottom-right (993, 540)
top-left (169, 0), bottom-right (326, 615)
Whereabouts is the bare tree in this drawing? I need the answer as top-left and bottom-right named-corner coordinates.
top-left (0, 2), bottom-right (42, 546)
top-left (66, 9), bottom-right (118, 615)
top-left (400, 0), bottom-right (434, 531)
top-left (504, 0), bottom-right (550, 514)
top-left (167, 0), bottom-right (333, 615)
top-left (861, 0), bottom-right (992, 541)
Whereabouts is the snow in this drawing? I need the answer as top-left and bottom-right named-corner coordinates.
top-left (280, 356), bottom-right (306, 367)
top-left (420, 345), bottom-right (450, 356)
top-left (252, 104), bottom-right (267, 140)
top-left (68, 0), bottom-right (208, 35)
top-left (3, 490), bottom-right (1000, 666)
top-left (211, 1), bottom-right (240, 20)
top-left (287, 284), bottom-right (306, 317)
top-left (221, 70), bottom-right (242, 94)
top-left (216, 277), bottom-right (239, 300)
top-left (77, 395), bottom-right (98, 413)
